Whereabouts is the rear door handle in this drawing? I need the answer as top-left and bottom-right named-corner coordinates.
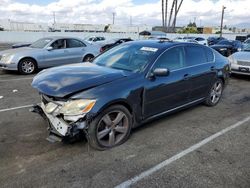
top-left (183, 74), bottom-right (190, 80)
top-left (211, 66), bottom-right (215, 71)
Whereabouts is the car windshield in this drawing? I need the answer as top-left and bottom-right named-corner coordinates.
top-left (243, 44), bottom-right (250, 51)
top-left (93, 44), bottom-right (157, 72)
top-left (244, 39), bottom-right (250, 44)
top-left (30, 38), bottom-right (53, 48)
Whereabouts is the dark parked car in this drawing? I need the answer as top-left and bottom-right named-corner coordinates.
top-left (210, 40), bottom-right (243, 57)
top-left (100, 38), bottom-right (133, 52)
top-left (207, 36), bottom-right (226, 46)
top-left (235, 36), bottom-right (247, 42)
top-left (31, 41), bottom-right (230, 150)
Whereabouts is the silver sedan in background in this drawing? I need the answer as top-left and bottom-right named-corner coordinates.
top-left (229, 44), bottom-right (250, 75)
top-left (0, 36), bottom-right (100, 74)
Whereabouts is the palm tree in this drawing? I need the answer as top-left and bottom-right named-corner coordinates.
top-left (162, 0), bottom-right (165, 27)
top-left (171, 0), bottom-right (184, 31)
top-left (164, 0), bottom-right (168, 30)
top-left (168, 0), bottom-right (176, 32)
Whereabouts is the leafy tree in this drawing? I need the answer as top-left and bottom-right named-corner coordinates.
top-left (187, 22), bottom-right (197, 27)
top-left (178, 27), bottom-right (198, 34)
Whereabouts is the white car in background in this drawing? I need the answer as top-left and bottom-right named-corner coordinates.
top-left (174, 37), bottom-right (198, 44)
top-left (229, 44), bottom-right (250, 75)
top-left (183, 37), bottom-right (208, 46)
top-left (85, 36), bottom-right (106, 44)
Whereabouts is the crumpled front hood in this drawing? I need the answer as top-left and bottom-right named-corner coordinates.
top-left (32, 63), bottom-right (129, 98)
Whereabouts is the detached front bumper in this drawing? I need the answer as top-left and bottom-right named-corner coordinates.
top-left (31, 103), bottom-right (87, 141)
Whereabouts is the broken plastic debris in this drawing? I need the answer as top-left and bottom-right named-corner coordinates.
top-left (12, 89), bottom-right (18, 93)
top-left (0, 96), bottom-right (3, 99)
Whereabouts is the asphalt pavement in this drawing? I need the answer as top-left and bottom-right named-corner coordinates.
top-left (0, 44), bottom-right (249, 188)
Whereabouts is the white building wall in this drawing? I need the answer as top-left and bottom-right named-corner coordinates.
top-left (0, 31), bottom-right (245, 43)
top-left (0, 20), bottom-right (153, 33)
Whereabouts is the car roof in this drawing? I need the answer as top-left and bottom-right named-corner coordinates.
top-left (126, 40), bottom-right (202, 50)
top-left (41, 36), bottom-right (83, 40)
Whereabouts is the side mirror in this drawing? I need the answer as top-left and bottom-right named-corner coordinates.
top-left (46, 46), bottom-right (53, 51)
top-left (152, 68), bottom-right (169, 77)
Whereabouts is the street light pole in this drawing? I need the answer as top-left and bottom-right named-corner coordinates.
top-left (112, 12), bottom-right (115, 25)
top-left (220, 5), bottom-right (226, 37)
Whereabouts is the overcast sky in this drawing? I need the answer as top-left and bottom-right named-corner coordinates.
top-left (0, 0), bottom-right (249, 27)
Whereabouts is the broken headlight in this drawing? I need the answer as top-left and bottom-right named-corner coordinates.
top-left (60, 99), bottom-right (96, 116)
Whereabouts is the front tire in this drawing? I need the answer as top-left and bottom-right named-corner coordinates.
top-left (18, 58), bottom-right (37, 74)
top-left (87, 105), bottom-right (132, 150)
top-left (204, 79), bottom-right (224, 106)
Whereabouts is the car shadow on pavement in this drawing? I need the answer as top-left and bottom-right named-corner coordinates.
top-left (132, 104), bottom-right (202, 135)
top-left (230, 74), bottom-right (250, 81)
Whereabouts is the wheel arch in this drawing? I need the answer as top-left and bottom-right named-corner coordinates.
top-left (98, 99), bottom-right (133, 115)
top-left (18, 56), bottom-right (38, 68)
top-left (217, 69), bottom-right (227, 86)
top-left (86, 99), bottom-right (134, 124)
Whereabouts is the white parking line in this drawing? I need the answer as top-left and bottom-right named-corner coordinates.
top-left (0, 77), bottom-right (34, 82)
top-left (115, 116), bottom-right (250, 188)
top-left (0, 104), bottom-right (34, 112)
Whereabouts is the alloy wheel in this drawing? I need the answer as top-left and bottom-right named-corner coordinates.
top-left (96, 110), bottom-right (129, 147)
top-left (21, 61), bottom-right (35, 74)
top-left (210, 81), bottom-right (223, 104)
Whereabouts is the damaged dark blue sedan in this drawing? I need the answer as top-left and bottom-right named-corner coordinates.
top-left (31, 40), bottom-right (230, 150)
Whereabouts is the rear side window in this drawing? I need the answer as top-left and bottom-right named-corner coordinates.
top-left (51, 39), bottom-right (66, 49)
top-left (204, 47), bottom-right (214, 62)
top-left (154, 46), bottom-right (185, 71)
top-left (185, 46), bottom-right (207, 66)
top-left (67, 39), bottom-right (86, 48)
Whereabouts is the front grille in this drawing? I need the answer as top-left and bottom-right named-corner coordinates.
top-left (41, 94), bottom-right (67, 104)
top-left (237, 61), bottom-right (250, 66)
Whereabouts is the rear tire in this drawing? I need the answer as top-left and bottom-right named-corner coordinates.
top-left (87, 105), bottom-right (132, 150)
top-left (18, 58), bottom-right (37, 75)
top-left (204, 79), bottom-right (224, 106)
top-left (83, 54), bottom-right (94, 62)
